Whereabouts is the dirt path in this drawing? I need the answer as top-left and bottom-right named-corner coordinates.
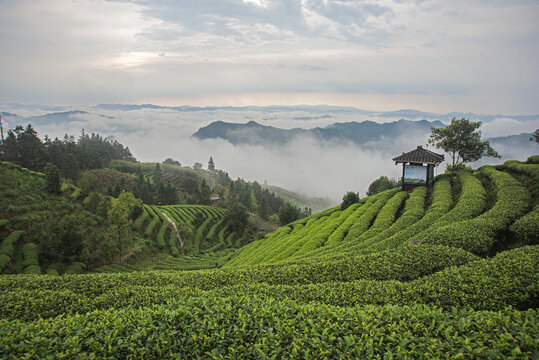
top-left (161, 211), bottom-right (190, 259)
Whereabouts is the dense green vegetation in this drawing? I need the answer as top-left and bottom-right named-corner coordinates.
top-left (0, 152), bottom-right (537, 358)
top-left (0, 161), bottom-right (260, 274)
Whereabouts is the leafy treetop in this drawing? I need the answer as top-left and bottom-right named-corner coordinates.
top-left (428, 117), bottom-right (500, 174)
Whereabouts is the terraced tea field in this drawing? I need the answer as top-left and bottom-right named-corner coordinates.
top-left (0, 157), bottom-right (537, 358)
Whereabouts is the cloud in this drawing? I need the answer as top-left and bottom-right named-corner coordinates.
top-left (3, 104), bottom-right (454, 200)
top-left (1, 0), bottom-right (538, 112)
top-left (481, 117), bottom-right (539, 138)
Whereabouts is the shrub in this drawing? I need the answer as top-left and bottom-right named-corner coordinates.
top-left (340, 191), bottom-right (360, 210)
top-left (421, 167), bottom-right (530, 255)
top-left (65, 262), bottom-right (86, 274)
top-left (21, 243), bottom-right (39, 269)
top-left (510, 205), bottom-right (539, 245)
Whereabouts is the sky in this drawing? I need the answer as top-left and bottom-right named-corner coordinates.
top-left (1, 0), bottom-right (538, 114)
top-left (1, 0), bottom-right (538, 201)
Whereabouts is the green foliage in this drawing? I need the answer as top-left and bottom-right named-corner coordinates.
top-left (0, 230), bottom-right (25, 258)
top-left (0, 299), bottom-right (536, 359)
top-left (132, 207), bottom-right (149, 231)
top-left (279, 203), bottom-right (300, 225)
top-left (510, 204), bottom-right (539, 245)
top-left (340, 191), bottom-right (359, 210)
top-left (428, 117), bottom-right (500, 174)
top-left (1, 147), bottom-right (538, 358)
top-left (531, 129), bottom-right (538, 143)
top-left (224, 202), bottom-right (248, 232)
top-left (407, 170), bottom-right (486, 244)
top-left (43, 163), bottom-right (60, 194)
top-left (421, 166), bottom-right (530, 254)
top-left (208, 156), bottom-right (215, 171)
top-left (366, 175), bottom-right (399, 196)
top-left (163, 158), bottom-right (181, 166)
top-left (526, 154), bottom-right (539, 164)
top-left (168, 230), bottom-right (180, 257)
top-left (106, 191), bottom-right (140, 263)
top-left (21, 243), bottom-right (40, 271)
top-left (344, 189), bottom-right (399, 242)
top-left (65, 262), bottom-right (86, 274)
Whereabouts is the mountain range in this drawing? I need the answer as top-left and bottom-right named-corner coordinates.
top-left (193, 119), bottom-right (443, 146)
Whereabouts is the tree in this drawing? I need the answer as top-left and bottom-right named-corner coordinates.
top-left (198, 178), bottom-right (211, 205)
top-left (428, 117), bottom-right (500, 175)
top-left (44, 163), bottom-right (61, 194)
top-left (163, 158), bottom-right (181, 166)
top-left (366, 176), bottom-right (399, 196)
top-left (257, 197), bottom-right (269, 220)
top-left (531, 129), bottom-right (539, 143)
top-left (225, 202), bottom-right (249, 232)
top-left (78, 171), bottom-right (99, 195)
top-left (208, 156), bottom-right (215, 171)
top-left (193, 162), bottom-right (203, 170)
top-left (279, 203), bottom-right (300, 225)
top-left (341, 191), bottom-right (359, 210)
top-left (106, 191), bottom-right (141, 264)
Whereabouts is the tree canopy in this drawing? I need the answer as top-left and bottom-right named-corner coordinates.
top-left (428, 117), bottom-right (500, 174)
top-left (4, 124), bottom-right (136, 179)
top-left (341, 191), bottom-right (360, 210)
top-left (366, 176), bottom-right (399, 196)
top-left (208, 156), bottom-right (215, 171)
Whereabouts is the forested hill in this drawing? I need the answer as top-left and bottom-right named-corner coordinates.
top-left (193, 119), bottom-right (445, 145)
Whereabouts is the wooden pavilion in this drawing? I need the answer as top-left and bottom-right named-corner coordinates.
top-left (393, 146), bottom-right (444, 192)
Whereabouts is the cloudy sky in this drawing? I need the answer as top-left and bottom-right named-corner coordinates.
top-left (1, 0), bottom-right (538, 114)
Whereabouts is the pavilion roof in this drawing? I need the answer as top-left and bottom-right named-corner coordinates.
top-left (393, 146), bottom-right (444, 165)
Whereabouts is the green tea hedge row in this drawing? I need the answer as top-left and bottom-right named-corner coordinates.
top-left (344, 188), bottom-right (400, 242)
top-left (286, 210), bottom-right (354, 260)
top-left (354, 191), bottom-right (408, 244)
top-left (143, 216), bottom-right (160, 238)
top-left (510, 204), bottom-right (539, 245)
top-left (501, 160), bottom-right (539, 183)
top-left (132, 207), bottom-right (149, 231)
top-left (226, 206), bottom-right (342, 266)
top-left (214, 246), bottom-right (538, 311)
top-left (267, 216), bottom-right (335, 263)
top-left (226, 226), bottom-right (293, 266)
top-left (64, 262), bottom-right (85, 275)
top-left (421, 166), bottom-right (531, 255)
top-left (2, 245), bottom-right (534, 322)
top-left (21, 243), bottom-right (41, 274)
top-left (0, 230), bottom-right (24, 272)
top-left (205, 217), bottom-right (225, 241)
top-left (168, 230), bottom-right (180, 257)
top-left (343, 186), bottom-right (428, 255)
top-left (352, 176), bottom-right (453, 254)
top-left (1, 299), bottom-right (536, 359)
top-left (245, 222), bottom-right (313, 265)
top-left (324, 201), bottom-right (371, 246)
top-left (408, 171), bottom-right (486, 244)
top-left (156, 222), bottom-right (169, 250)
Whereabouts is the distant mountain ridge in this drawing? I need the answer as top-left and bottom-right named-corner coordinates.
top-left (192, 119), bottom-right (446, 146)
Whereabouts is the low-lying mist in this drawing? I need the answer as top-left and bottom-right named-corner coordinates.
top-left (2, 105), bottom-right (537, 203)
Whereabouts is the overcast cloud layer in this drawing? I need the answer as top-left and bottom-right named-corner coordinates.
top-left (1, 0), bottom-right (538, 113)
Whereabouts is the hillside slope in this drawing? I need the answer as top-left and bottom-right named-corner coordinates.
top-left (0, 156), bottom-right (537, 358)
top-left (226, 158), bottom-right (538, 267)
top-left (0, 162), bottom-right (258, 274)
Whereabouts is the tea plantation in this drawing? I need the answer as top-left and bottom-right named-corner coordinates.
top-left (0, 157), bottom-right (538, 358)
